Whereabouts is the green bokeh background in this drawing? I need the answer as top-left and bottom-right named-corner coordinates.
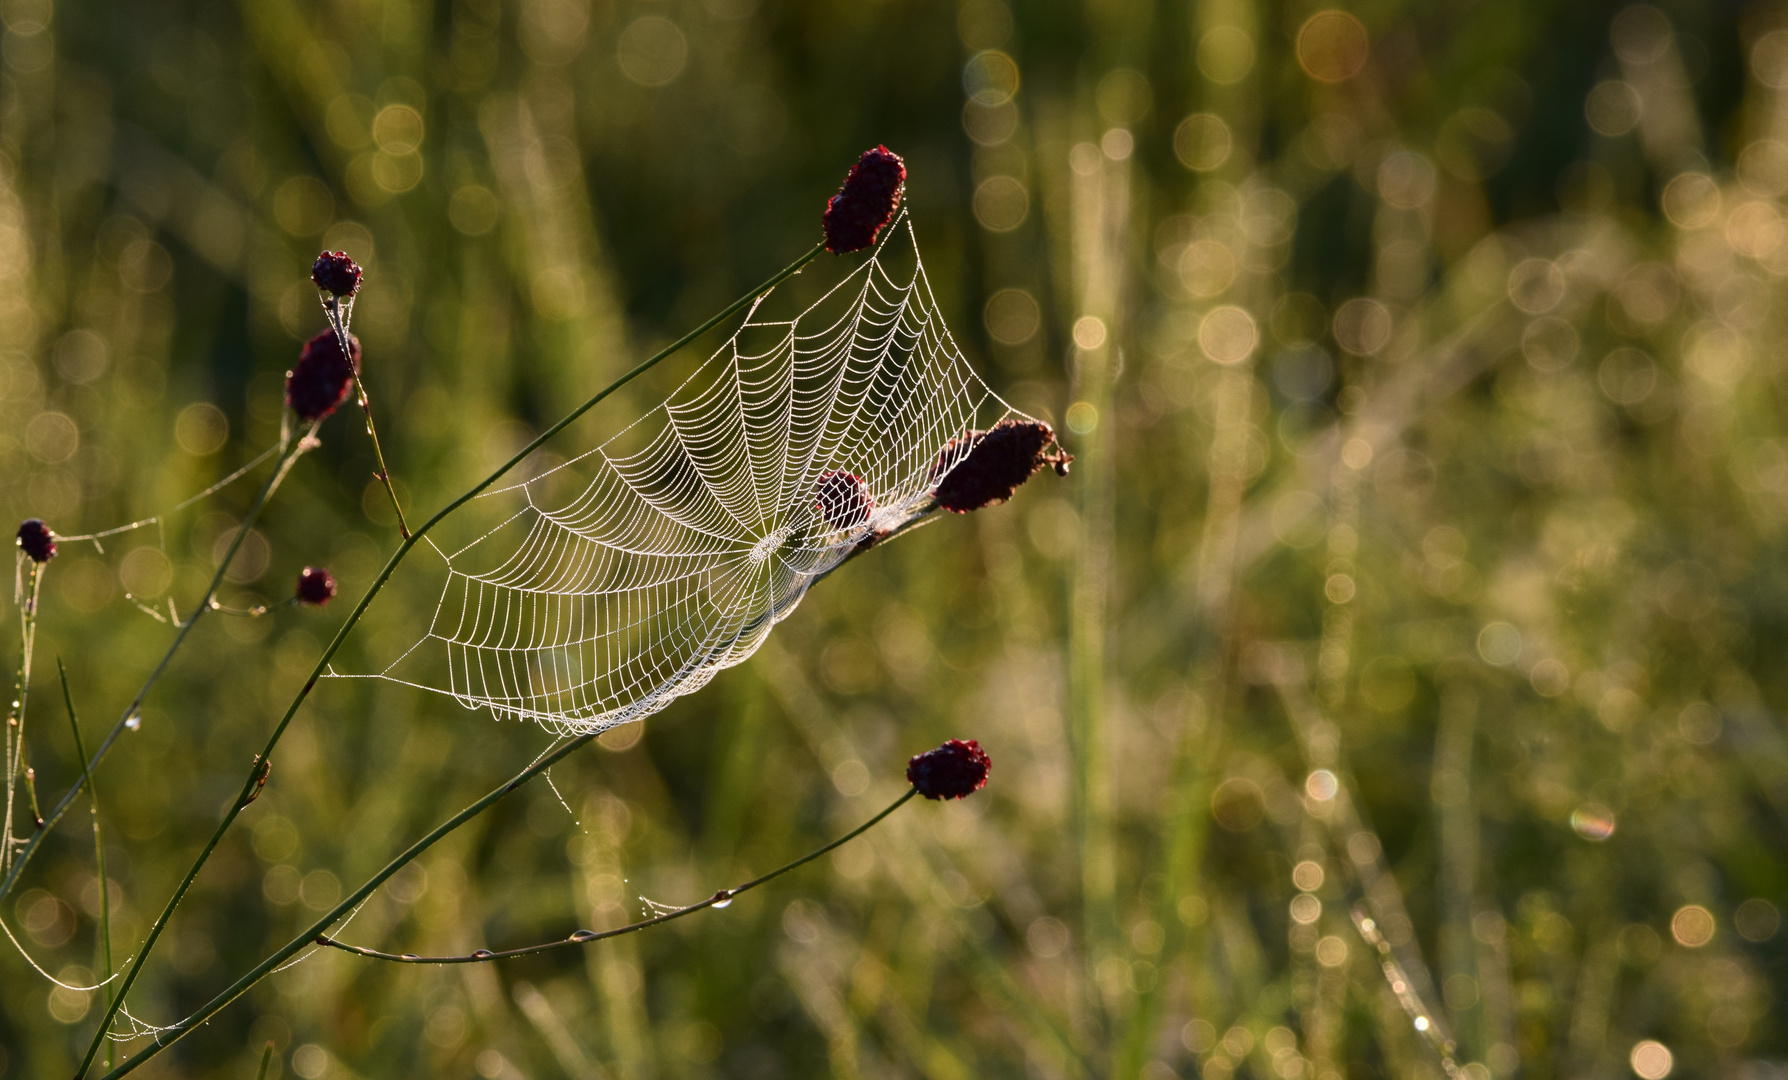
top-left (3, 0), bottom-right (1787, 1077)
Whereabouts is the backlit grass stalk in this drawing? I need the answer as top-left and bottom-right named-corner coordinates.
top-left (1434, 681), bottom-right (1482, 1056)
top-left (1275, 679), bottom-right (1463, 1072)
top-left (1114, 26), bottom-right (1279, 1058)
top-left (0, 428), bottom-right (317, 904)
top-left (1117, 268), bottom-right (1264, 1080)
top-left (79, 241), bottom-right (825, 1079)
top-left (1065, 125), bottom-right (1124, 1015)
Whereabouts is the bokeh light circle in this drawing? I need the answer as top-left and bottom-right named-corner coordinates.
top-left (1670, 905), bottom-right (1714, 947)
top-left (1629, 1040), bottom-right (1673, 1080)
top-left (1296, 11), bottom-right (1369, 83)
top-left (1199, 306), bottom-right (1258, 364)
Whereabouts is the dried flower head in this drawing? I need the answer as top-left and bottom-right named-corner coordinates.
top-left (907, 739), bottom-right (991, 800)
top-left (311, 251), bottom-right (363, 298)
top-left (930, 419), bottom-right (1073, 513)
top-left (296, 566), bottom-right (337, 606)
top-left (824, 146), bottom-right (906, 254)
top-left (286, 329), bottom-right (361, 423)
top-left (815, 470), bottom-right (874, 530)
top-left (15, 519), bottom-right (55, 563)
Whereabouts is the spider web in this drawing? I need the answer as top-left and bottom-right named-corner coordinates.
top-left (344, 216), bottom-right (1027, 736)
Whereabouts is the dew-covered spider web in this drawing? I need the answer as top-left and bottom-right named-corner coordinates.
top-left (339, 215), bottom-right (1030, 736)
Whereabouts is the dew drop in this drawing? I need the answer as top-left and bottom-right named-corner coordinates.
top-left (400, 953), bottom-right (420, 961)
top-left (125, 714), bottom-right (141, 731)
top-left (471, 949), bottom-right (494, 959)
top-left (711, 889), bottom-right (733, 909)
top-left (569, 930), bottom-right (597, 942)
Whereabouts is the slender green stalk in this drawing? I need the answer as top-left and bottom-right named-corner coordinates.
top-left (322, 294), bottom-right (411, 539)
top-left (3, 561), bottom-right (44, 874)
top-left (318, 788), bottom-right (917, 964)
top-left (59, 659), bottom-right (114, 1071)
top-left (24, 761), bottom-right (43, 827)
top-left (252, 1041), bottom-right (275, 1080)
top-left (79, 241), bottom-right (825, 1079)
top-left (0, 429), bottom-right (316, 905)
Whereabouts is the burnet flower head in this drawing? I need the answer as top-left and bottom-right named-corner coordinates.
top-left (295, 566), bottom-right (337, 606)
top-left (15, 518), bottom-right (55, 563)
top-left (815, 470), bottom-right (874, 531)
top-left (930, 418), bottom-right (1073, 513)
top-left (907, 739), bottom-right (991, 800)
top-left (824, 146), bottom-right (906, 254)
top-left (285, 329), bottom-right (361, 423)
top-left (311, 251), bottom-right (363, 298)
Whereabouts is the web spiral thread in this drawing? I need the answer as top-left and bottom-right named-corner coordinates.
top-left (351, 217), bottom-right (1024, 736)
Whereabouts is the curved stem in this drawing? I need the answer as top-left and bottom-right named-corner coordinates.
top-left (0, 429), bottom-right (315, 905)
top-left (318, 787), bottom-right (917, 964)
top-left (79, 241), bottom-right (825, 1079)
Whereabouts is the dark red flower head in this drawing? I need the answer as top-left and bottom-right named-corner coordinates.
top-left (930, 418), bottom-right (1073, 513)
top-left (311, 251), bottom-right (362, 298)
top-left (295, 566), bottom-right (337, 606)
top-left (285, 329), bottom-right (361, 423)
top-left (16, 519), bottom-right (54, 563)
top-left (815, 470), bottom-right (874, 531)
top-left (823, 146), bottom-right (906, 254)
top-left (907, 739), bottom-right (991, 800)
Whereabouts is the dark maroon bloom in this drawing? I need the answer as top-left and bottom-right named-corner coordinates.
top-left (815, 470), bottom-right (874, 530)
top-left (930, 419), bottom-right (1073, 513)
top-left (823, 146), bottom-right (906, 254)
top-left (906, 739), bottom-right (991, 800)
top-left (311, 251), bottom-right (362, 297)
top-left (285, 329), bottom-right (361, 423)
top-left (15, 519), bottom-right (54, 563)
top-left (295, 566), bottom-right (337, 606)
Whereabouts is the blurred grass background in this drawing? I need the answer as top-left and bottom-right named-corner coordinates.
top-left (3, 0), bottom-right (1788, 1077)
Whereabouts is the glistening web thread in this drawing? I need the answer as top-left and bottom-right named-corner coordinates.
top-left (340, 216), bottom-right (1028, 736)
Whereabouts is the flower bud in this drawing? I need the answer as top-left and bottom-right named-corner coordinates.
top-left (930, 419), bottom-right (1073, 513)
top-left (15, 519), bottom-right (55, 563)
top-left (295, 566), bottom-right (337, 606)
top-left (311, 251), bottom-right (363, 298)
top-left (815, 470), bottom-right (874, 530)
top-left (906, 739), bottom-right (991, 800)
top-left (285, 329), bottom-right (361, 423)
top-left (823, 146), bottom-right (906, 254)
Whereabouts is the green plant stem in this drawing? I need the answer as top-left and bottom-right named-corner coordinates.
top-left (323, 294), bottom-right (410, 539)
top-left (59, 659), bottom-right (114, 1071)
top-left (0, 429), bottom-right (315, 905)
top-left (3, 561), bottom-right (44, 872)
top-left (78, 241), bottom-right (825, 1080)
top-left (353, 370), bottom-right (409, 538)
top-left (321, 788), bottom-right (917, 964)
top-left (24, 763), bottom-right (42, 827)
top-left (252, 1042), bottom-right (274, 1080)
